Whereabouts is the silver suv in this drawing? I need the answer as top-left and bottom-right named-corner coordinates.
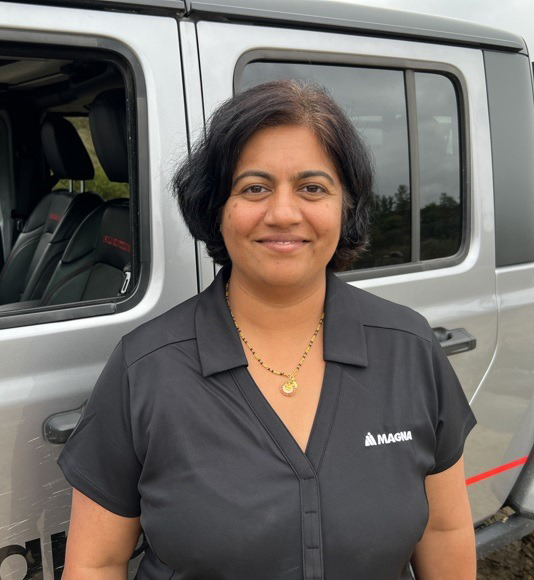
top-left (0, 0), bottom-right (533, 577)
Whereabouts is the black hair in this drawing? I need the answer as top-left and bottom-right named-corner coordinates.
top-left (172, 79), bottom-right (374, 271)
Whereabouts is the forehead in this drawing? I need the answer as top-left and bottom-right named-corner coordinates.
top-left (234, 124), bottom-right (339, 176)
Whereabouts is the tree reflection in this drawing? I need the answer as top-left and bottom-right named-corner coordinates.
top-left (352, 185), bottom-right (461, 270)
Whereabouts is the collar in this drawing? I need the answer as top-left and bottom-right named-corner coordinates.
top-left (195, 265), bottom-right (368, 378)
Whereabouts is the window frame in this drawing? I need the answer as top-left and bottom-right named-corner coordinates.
top-left (0, 32), bottom-right (150, 331)
top-left (234, 50), bottom-right (470, 282)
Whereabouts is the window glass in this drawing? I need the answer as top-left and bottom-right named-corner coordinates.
top-left (415, 73), bottom-right (461, 260)
top-left (240, 63), bottom-right (411, 269)
top-left (0, 52), bottom-right (135, 315)
top-left (484, 51), bottom-right (534, 266)
top-left (239, 62), bottom-right (463, 272)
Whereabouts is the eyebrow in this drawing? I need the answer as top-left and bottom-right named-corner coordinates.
top-left (294, 170), bottom-right (335, 185)
top-left (232, 170), bottom-right (274, 188)
top-left (232, 169), bottom-right (335, 188)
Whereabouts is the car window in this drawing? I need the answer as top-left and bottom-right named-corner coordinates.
top-left (0, 50), bottom-right (138, 320)
top-left (239, 62), bottom-right (463, 273)
top-left (415, 73), bottom-right (461, 261)
top-left (484, 51), bottom-right (534, 267)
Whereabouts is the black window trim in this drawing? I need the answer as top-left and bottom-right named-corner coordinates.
top-left (0, 110), bottom-right (15, 267)
top-left (233, 49), bottom-right (471, 282)
top-left (0, 30), bottom-right (150, 331)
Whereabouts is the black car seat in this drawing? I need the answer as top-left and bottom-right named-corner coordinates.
top-left (40, 89), bottom-right (131, 306)
top-left (0, 116), bottom-right (102, 304)
top-left (42, 199), bottom-right (131, 305)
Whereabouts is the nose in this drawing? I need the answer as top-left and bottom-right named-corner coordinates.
top-left (263, 187), bottom-right (303, 228)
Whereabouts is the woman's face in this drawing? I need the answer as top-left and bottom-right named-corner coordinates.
top-left (221, 124), bottom-right (344, 290)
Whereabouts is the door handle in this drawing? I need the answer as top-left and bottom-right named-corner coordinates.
top-left (432, 327), bottom-right (477, 356)
top-left (44, 402), bottom-right (85, 444)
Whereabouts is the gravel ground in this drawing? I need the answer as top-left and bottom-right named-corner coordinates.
top-left (477, 508), bottom-right (534, 579)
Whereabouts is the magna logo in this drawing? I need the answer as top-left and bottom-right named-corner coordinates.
top-left (365, 430), bottom-right (412, 446)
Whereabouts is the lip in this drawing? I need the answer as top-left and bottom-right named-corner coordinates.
top-left (256, 234), bottom-right (310, 242)
top-left (255, 235), bottom-right (310, 254)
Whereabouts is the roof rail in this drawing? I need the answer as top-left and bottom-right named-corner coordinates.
top-left (2, 0), bottom-right (527, 53)
top-left (188, 0), bottom-right (526, 53)
top-left (2, 0), bottom-right (185, 16)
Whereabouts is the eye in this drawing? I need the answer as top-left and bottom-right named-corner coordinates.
top-left (299, 184), bottom-right (327, 195)
top-left (242, 184), bottom-right (269, 195)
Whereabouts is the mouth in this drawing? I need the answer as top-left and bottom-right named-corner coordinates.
top-left (256, 235), bottom-right (310, 243)
top-left (255, 236), bottom-right (310, 253)
top-left (257, 240), bottom-right (309, 245)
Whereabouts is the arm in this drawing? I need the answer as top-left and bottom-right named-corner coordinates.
top-left (411, 455), bottom-right (476, 579)
top-left (62, 488), bottom-right (142, 579)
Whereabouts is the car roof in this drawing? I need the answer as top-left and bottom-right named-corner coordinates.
top-left (190, 0), bottom-right (526, 52)
top-left (7, 0), bottom-right (527, 53)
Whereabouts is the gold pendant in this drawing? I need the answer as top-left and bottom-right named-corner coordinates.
top-left (281, 378), bottom-right (298, 396)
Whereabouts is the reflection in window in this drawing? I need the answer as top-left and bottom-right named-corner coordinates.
top-left (240, 63), bottom-right (411, 270)
top-left (416, 73), bottom-right (461, 260)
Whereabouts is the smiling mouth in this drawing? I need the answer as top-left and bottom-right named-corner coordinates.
top-left (255, 239), bottom-right (310, 252)
top-left (257, 240), bottom-right (309, 244)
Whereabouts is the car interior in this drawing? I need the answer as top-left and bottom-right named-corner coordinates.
top-left (0, 49), bottom-right (134, 314)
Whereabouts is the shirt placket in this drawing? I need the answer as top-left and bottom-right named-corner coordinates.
top-left (301, 474), bottom-right (323, 579)
top-left (230, 363), bottom-right (343, 580)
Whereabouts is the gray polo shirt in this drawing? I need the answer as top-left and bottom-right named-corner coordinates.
top-left (57, 265), bottom-right (477, 580)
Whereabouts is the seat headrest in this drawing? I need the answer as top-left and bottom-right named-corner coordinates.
top-left (94, 199), bottom-right (131, 270)
top-left (41, 116), bottom-right (94, 180)
top-left (89, 89), bottom-right (128, 183)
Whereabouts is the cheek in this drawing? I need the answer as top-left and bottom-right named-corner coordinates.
top-left (222, 202), bottom-right (263, 239)
top-left (309, 204), bottom-right (343, 240)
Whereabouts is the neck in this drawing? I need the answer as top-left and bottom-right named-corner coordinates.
top-left (226, 267), bottom-right (327, 334)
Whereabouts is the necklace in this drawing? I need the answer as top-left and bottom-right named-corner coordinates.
top-left (225, 281), bottom-right (325, 397)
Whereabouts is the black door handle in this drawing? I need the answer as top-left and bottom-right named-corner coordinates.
top-left (433, 327), bottom-right (477, 356)
top-left (44, 402), bottom-right (85, 444)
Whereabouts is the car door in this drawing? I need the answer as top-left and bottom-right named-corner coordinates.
top-left (0, 3), bottom-right (195, 578)
top-left (192, 18), bottom-right (499, 523)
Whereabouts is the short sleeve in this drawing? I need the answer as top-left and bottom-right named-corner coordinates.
top-left (427, 332), bottom-right (477, 475)
top-left (57, 340), bottom-right (142, 516)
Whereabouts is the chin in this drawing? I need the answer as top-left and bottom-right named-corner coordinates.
top-left (256, 263), bottom-right (323, 288)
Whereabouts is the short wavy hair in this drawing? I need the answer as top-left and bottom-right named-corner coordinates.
top-left (173, 79), bottom-right (374, 271)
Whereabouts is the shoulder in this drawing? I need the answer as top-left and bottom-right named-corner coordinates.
top-left (344, 280), bottom-right (433, 344)
top-left (121, 293), bottom-right (199, 367)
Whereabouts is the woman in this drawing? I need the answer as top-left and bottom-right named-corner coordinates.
top-left (58, 80), bottom-right (477, 579)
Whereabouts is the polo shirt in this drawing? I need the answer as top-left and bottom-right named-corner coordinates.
top-left (57, 265), bottom-right (477, 580)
